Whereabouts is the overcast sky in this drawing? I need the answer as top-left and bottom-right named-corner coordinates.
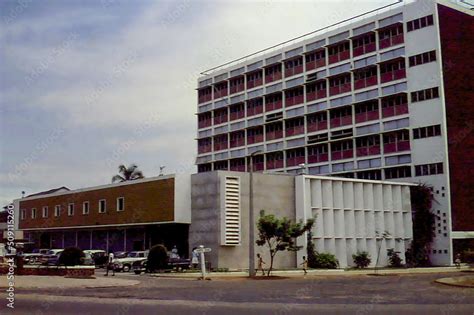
top-left (0, 0), bottom-right (395, 205)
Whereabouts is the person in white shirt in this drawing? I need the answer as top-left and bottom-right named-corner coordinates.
top-left (104, 253), bottom-right (115, 276)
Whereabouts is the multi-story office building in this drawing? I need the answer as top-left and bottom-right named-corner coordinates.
top-left (195, 0), bottom-right (474, 265)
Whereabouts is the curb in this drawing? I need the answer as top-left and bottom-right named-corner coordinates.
top-left (435, 276), bottom-right (474, 288)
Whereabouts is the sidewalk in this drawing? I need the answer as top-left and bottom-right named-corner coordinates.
top-left (149, 266), bottom-right (471, 279)
top-left (0, 275), bottom-right (140, 289)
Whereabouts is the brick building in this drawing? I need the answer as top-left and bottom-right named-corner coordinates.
top-left (14, 174), bottom-right (191, 256)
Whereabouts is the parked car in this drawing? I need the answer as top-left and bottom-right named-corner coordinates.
top-left (113, 251), bottom-right (128, 259)
top-left (83, 250), bottom-right (107, 267)
top-left (113, 251), bottom-right (149, 272)
top-left (42, 249), bottom-right (64, 265)
top-left (22, 249), bottom-right (49, 264)
top-left (132, 256), bottom-right (191, 274)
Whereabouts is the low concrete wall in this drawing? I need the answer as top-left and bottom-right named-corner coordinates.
top-left (0, 265), bottom-right (95, 277)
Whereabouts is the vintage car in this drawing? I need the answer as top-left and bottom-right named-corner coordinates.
top-left (42, 249), bottom-right (64, 265)
top-left (113, 251), bottom-right (149, 272)
top-left (132, 256), bottom-right (191, 274)
top-left (22, 249), bottom-right (49, 264)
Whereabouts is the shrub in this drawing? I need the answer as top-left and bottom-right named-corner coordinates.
top-left (352, 251), bottom-right (371, 269)
top-left (147, 244), bottom-right (168, 272)
top-left (387, 249), bottom-right (403, 267)
top-left (313, 252), bottom-right (339, 269)
top-left (306, 230), bottom-right (339, 269)
top-left (58, 247), bottom-right (85, 266)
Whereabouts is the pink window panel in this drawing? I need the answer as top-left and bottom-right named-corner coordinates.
top-left (286, 126), bottom-right (304, 137)
top-left (214, 115), bottom-right (228, 125)
top-left (267, 160), bottom-right (284, 170)
top-left (265, 72), bottom-right (282, 84)
top-left (353, 43), bottom-right (376, 57)
top-left (266, 130), bottom-right (283, 140)
top-left (252, 163), bottom-right (264, 171)
top-left (383, 143), bottom-right (397, 154)
top-left (308, 153), bottom-right (328, 164)
top-left (247, 78), bottom-right (263, 90)
top-left (395, 103), bottom-right (409, 115)
top-left (355, 111), bottom-right (379, 123)
top-left (230, 111), bottom-right (245, 121)
top-left (198, 95), bottom-right (212, 104)
top-left (287, 156), bottom-right (305, 167)
top-left (306, 91), bottom-right (317, 102)
top-left (247, 134), bottom-right (263, 145)
top-left (342, 150), bottom-right (353, 159)
top-left (198, 145), bottom-right (212, 154)
top-left (397, 141), bottom-right (410, 152)
top-left (230, 165), bottom-right (245, 172)
top-left (382, 106), bottom-right (396, 118)
top-left (214, 142), bottom-right (228, 151)
top-left (265, 100), bottom-right (282, 112)
top-left (394, 69), bottom-right (406, 80)
top-left (198, 119), bottom-right (212, 129)
top-left (230, 84), bottom-right (244, 95)
top-left (247, 105), bottom-right (263, 117)
top-left (307, 121), bottom-right (327, 132)
top-left (356, 76), bottom-right (377, 89)
top-left (230, 138), bottom-right (245, 148)
top-left (331, 151), bottom-right (343, 160)
top-left (391, 34), bottom-right (404, 46)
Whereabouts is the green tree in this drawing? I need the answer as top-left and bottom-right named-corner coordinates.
top-left (409, 184), bottom-right (436, 267)
top-left (112, 164), bottom-right (145, 183)
top-left (256, 210), bottom-right (314, 276)
top-left (147, 244), bottom-right (169, 272)
top-left (57, 247), bottom-right (85, 266)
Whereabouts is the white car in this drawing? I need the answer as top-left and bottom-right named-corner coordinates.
top-left (113, 251), bottom-right (149, 272)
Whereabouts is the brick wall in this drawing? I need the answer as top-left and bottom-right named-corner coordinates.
top-left (438, 4), bottom-right (474, 231)
top-left (19, 178), bottom-right (175, 229)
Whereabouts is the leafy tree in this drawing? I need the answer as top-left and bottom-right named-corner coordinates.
top-left (112, 164), bottom-right (145, 183)
top-left (57, 247), bottom-right (85, 266)
top-left (147, 244), bottom-right (169, 272)
top-left (409, 184), bottom-right (436, 266)
top-left (256, 210), bottom-right (314, 276)
top-left (353, 251), bottom-right (371, 269)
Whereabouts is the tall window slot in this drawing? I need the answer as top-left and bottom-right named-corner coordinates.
top-left (117, 197), bottom-right (125, 212)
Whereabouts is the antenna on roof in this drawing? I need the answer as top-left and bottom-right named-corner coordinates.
top-left (159, 166), bottom-right (166, 176)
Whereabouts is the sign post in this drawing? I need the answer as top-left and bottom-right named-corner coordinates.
top-left (195, 245), bottom-right (212, 280)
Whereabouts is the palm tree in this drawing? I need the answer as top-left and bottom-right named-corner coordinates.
top-left (112, 164), bottom-right (145, 183)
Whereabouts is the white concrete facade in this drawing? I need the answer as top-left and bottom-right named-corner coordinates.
top-left (195, 0), bottom-right (474, 265)
top-left (296, 175), bottom-right (414, 268)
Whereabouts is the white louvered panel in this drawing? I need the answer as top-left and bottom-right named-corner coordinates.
top-left (223, 176), bottom-right (241, 245)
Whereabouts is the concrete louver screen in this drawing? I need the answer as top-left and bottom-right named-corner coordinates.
top-left (223, 176), bottom-right (241, 245)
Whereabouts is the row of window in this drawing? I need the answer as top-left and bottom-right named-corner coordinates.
top-left (411, 87), bottom-right (439, 103)
top-left (20, 197), bottom-right (125, 220)
top-left (408, 50), bottom-right (436, 67)
top-left (413, 124), bottom-right (441, 139)
top-left (415, 162), bottom-right (444, 177)
top-left (407, 15), bottom-right (434, 32)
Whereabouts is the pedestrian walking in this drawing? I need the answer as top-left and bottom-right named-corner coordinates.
top-left (301, 256), bottom-right (308, 275)
top-left (191, 247), bottom-right (199, 269)
top-left (104, 253), bottom-right (115, 276)
top-left (256, 253), bottom-right (266, 276)
top-left (455, 253), bottom-right (462, 269)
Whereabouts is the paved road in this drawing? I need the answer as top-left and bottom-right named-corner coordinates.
top-left (3, 272), bottom-right (474, 314)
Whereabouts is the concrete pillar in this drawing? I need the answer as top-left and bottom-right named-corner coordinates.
top-left (62, 232), bottom-right (65, 248)
top-left (75, 231), bottom-right (78, 247)
top-left (90, 230), bottom-right (93, 249)
top-left (124, 228), bottom-right (127, 251)
top-left (106, 231), bottom-right (109, 253)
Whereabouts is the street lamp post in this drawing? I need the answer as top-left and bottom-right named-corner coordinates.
top-left (249, 150), bottom-right (262, 277)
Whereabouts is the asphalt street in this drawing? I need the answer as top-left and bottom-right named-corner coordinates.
top-left (2, 272), bottom-right (474, 314)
